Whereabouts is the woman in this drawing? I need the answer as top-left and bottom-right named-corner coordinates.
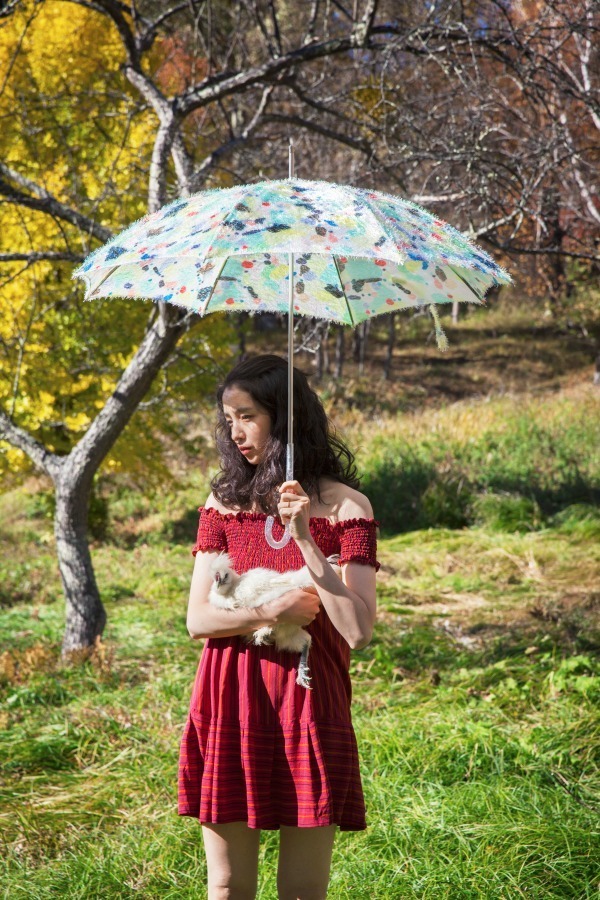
top-left (179, 354), bottom-right (379, 899)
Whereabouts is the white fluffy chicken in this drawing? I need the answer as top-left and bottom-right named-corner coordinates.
top-left (208, 552), bottom-right (341, 689)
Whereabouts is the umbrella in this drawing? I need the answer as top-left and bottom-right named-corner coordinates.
top-left (73, 146), bottom-right (511, 548)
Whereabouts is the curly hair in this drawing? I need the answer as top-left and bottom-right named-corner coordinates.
top-left (210, 354), bottom-right (361, 514)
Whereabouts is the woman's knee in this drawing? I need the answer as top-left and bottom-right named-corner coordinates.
top-left (277, 883), bottom-right (328, 900)
top-left (207, 874), bottom-right (257, 900)
top-left (276, 824), bottom-right (335, 899)
top-left (202, 821), bottom-right (260, 900)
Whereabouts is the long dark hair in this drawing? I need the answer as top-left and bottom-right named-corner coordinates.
top-left (210, 354), bottom-right (361, 514)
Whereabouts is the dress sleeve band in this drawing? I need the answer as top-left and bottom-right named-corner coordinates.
top-left (335, 518), bottom-right (381, 572)
top-left (191, 506), bottom-right (228, 557)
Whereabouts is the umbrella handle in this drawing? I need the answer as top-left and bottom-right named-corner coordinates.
top-left (264, 517), bottom-right (292, 549)
top-left (264, 444), bottom-right (295, 549)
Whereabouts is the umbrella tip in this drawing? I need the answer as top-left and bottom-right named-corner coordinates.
top-left (429, 304), bottom-right (450, 352)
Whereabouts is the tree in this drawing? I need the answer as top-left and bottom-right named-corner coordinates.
top-left (1, 0), bottom-right (598, 655)
top-left (0, 0), bottom-right (402, 655)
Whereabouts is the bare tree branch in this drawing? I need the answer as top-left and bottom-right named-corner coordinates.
top-left (303, 0), bottom-right (320, 45)
top-left (174, 27), bottom-right (396, 117)
top-left (0, 409), bottom-right (61, 479)
top-left (137, 2), bottom-right (189, 54)
top-left (0, 163), bottom-right (113, 243)
top-left (192, 85), bottom-right (274, 188)
top-left (353, 0), bottom-right (378, 48)
top-left (0, 251), bottom-right (83, 263)
top-left (62, 0), bottom-right (141, 65)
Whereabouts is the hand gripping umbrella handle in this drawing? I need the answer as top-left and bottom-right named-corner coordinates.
top-left (264, 443), bottom-right (294, 550)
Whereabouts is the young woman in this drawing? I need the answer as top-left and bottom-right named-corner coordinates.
top-left (178, 354), bottom-right (379, 899)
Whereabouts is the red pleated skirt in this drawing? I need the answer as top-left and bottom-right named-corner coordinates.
top-left (178, 630), bottom-right (366, 830)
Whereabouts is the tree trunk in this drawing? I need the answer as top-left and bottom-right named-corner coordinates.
top-left (384, 312), bottom-right (396, 380)
top-left (1, 303), bottom-right (189, 656)
top-left (335, 326), bottom-right (344, 379)
top-left (237, 311), bottom-right (249, 359)
top-left (541, 186), bottom-right (568, 305)
top-left (352, 325), bottom-right (360, 362)
top-left (55, 474), bottom-right (106, 656)
top-left (322, 330), bottom-right (329, 375)
top-left (353, 321), bottom-right (370, 375)
top-left (316, 338), bottom-right (324, 379)
top-left (315, 324), bottom-right (329, 380)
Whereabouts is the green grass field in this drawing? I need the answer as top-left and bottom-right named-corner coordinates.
top-left (1, 302), bottom-right (599, 898)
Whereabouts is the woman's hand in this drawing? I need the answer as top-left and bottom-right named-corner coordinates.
top-left (277, 479), bottom-right (312, 541)
top-left (273, 586), bottom-right (320, 626)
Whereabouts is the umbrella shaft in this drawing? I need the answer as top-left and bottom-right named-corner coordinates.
top-left (287, 138), bottom-right (295, 483)
top-left (287, 248), bottom-right (294, 481)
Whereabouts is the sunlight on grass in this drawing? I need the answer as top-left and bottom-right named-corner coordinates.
top-left (1, 308), bottom-right (599, 898)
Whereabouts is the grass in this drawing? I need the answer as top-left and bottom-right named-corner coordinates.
top-left (2, 513), bottom-right (599, 897)
top-left (1, 299), bottom-right (600, 898)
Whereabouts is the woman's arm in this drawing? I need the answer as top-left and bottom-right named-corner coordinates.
top-left (277, 482), bottom-right (377, 650)
top-left (186, 550), bottom-right (321, 640)
top-left (293, 538), bottom-right (377, 650)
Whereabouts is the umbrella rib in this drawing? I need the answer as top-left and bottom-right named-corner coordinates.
top-left (352, 189), bottom-right (404, 264)
top-left (332, 256), bottom-right (355, 326)
top-left (88, 265), bottom-right (119, 297)
top-left (448, 265), bottom-right (485, 303)
top-left (200, 256), bottom-right (229, 315)
top-left (206, 183), bottom-right (256, 262)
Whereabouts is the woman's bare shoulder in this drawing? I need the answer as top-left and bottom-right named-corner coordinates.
top-left (204, 492), bottom-right (236, 515)
top-left (337, 487), bottom-right (374, 521)
top-left (317, 478), bottom-right (374, 521)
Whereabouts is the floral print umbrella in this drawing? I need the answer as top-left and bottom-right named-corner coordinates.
top-left (73, 178), bottom-right (511, 351)
top-left (73, 176), bottom-right (511, 548)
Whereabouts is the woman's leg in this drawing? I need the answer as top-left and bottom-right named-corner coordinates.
top-left (277, 825), bottom-right (337, 900)
top-left (201, 822), bottom-right (261, 900)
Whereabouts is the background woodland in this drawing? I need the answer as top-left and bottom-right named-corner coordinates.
top-left (1, 5), bottom-right (599, 894)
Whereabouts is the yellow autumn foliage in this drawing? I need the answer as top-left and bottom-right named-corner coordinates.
top-left (0, 1), bottom-right (235, 483)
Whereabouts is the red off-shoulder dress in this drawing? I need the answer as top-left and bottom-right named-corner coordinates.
top-left (178, 507), bottom-right (380, 831)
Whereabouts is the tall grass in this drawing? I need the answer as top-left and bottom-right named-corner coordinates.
top-left (1, 593), bottom-right (598, 898)
top-left (1, 352), bottom-right (599, 897)
top-left (356, 386), bottom-right (600, 534)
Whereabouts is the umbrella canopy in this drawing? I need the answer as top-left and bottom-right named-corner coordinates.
top-left (74, 178), bottom-right (510, 343)
top-left (73, 176), bottom-right (511, 548)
